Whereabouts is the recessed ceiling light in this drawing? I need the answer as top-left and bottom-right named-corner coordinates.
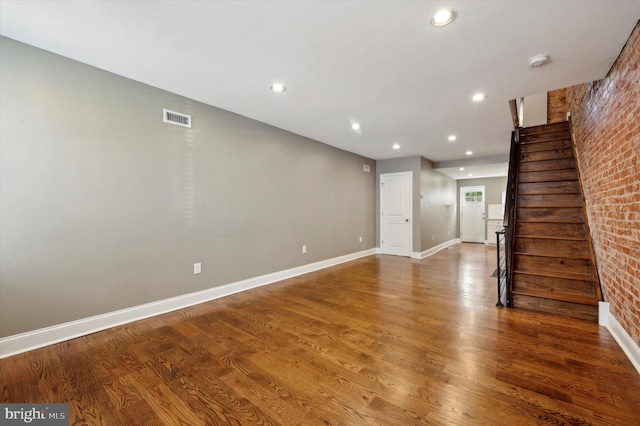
top-left (393, 143), bottom-right (400, 150)
top-left (448, 135), bottom-right (457, 142)
top-left (472, 93), bottom-right (486, 102)
top-left (270, 82), bottom-right (286, 93)
top-left (432, 9), bottom-right (457, 27)
top-left (459, 167), bottom-right (464, 171)
top-left (351, 122), bottom-right (361, 130)
top-left (466, 150), bottom-right (473, 155)
top-left (468, 173), bottom-right (473, 177)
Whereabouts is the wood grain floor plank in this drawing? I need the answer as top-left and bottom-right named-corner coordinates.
top-left (1, 243), bottom-right (639, 425)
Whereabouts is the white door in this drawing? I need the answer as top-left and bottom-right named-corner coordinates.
top-left (460, 185), bottom-right (485, 243)
top-left (380, 172), bottom-right (412, 256)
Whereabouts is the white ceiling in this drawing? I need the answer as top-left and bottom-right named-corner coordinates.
top-left (438, 164), bottom-right (507, 181)
top-left (1, 1), bottom-right (638, 179)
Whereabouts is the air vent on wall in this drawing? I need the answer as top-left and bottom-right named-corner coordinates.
top-left (163, 108), bottom-right (191, 128)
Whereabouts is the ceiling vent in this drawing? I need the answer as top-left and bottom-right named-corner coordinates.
top-left (163, 108), bottom-right (191, 128)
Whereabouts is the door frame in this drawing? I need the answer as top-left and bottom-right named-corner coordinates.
top-left (459, 185), bottom-right (486, 243)
top-left (379, 172), bottom-right (413, 256)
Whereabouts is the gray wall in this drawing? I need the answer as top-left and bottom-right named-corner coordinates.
top-left (0, 37), bottom-right (376, 337)
top-left (456, 176), bottom-right (508, 240)
top-left (420, 158), bottom-right (458, 250)
top-left (376, 156), bottom-right (457, 254)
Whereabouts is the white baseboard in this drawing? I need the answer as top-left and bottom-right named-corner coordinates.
top-left (413, 238), bottom-right (461, 259)
top-left (598, 301), bottom-right (610, 326)
top-left (377, 239), bottom-right (460, 259)
top-left (603, 306), bottom-right (640, 375)
top-left (0, 248), bottom-right (377, 359)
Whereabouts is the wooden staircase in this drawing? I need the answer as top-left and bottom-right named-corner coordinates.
top-left (511, 121), bottom-right (602, 321)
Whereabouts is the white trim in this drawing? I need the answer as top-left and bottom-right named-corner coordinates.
top-left (413, 239), bottom-right (461, 259)
top-left (602, 306), bottom-right (640, 375)
top-left (598, 301), bottom-right (610, 326)
top-left (0, 248), bottom-right (377, 359)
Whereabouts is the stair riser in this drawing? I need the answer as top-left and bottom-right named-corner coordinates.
top-left (511, 294), bottom-right (598, 321)
top-left (519, 139), bottom-right (573, 152)
top-left (519, 158), bottom-right (576, 172)
top-left (520, 148), bottom-right (575, 162)
top-left (512, 273), bottom-right (596, 300)
top-left (514, 238), bottom-right (589, 256)
top-left (520, 130), bottom-right (570, 143)
top-left (519, 122), bottom-right (570, 135)
top-left (519, 169), bottom-right (578, 183)
top-left (518, 194), bottom-right (582, 208)
top-left (518, 181), bottom-right (580, 195)
top-left (517, 207), bottom-right (584, 222)
top-left (513, 255), bottom-right (592, 277)
top-left (515, 222), bottom-right (587, 239)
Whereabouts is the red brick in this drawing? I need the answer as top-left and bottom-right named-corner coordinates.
top-left (548, 22), bottom-right (640, 346)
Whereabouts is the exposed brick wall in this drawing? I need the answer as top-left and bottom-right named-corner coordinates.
top-left (551, 22), bottom-right (639, 345)
top-left (547, 87), bottom-right (570, 124)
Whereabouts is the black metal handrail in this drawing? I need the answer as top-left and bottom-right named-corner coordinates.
top-left (495, 228), bottom-right (508, 307)
top-left (504, 129), bottom-right (520, 229)
top-left (499, 127), bottom-right (520, 308)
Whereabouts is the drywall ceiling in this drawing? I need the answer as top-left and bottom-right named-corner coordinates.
top-left (1, 1), bottom-right (638, 179)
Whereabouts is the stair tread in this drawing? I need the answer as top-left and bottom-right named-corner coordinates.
top-left (520, 146), bottom-right (573, 153)
top-left (511, 289), bottom-right (598, 306)
top-left (520, 136), bottom-right (571, 143)
top-left (515, 205), bottom-right (582, 209)
top-left (520, 124), bottom-right (569, 135)
top-left (520, 128), bottom-right (571, 139)
top-left (517, 179), bottom-right (580, 186)
top-left (517, 180), bottom-right (577, 184)
top-left (513, 269), bottom-right (594, 282)
top-left (518, 218), bottom-right (585, 221)
top-left (515, 234), bottom-right (587, 241)
top-left (514, 250), bottom-right (590, 260)
top-left (519, 161), bottom-right (575, 168)
top-left (517, 193), bottom-right (580, 196)
top-left (519, 167), bottom-right (576, 171)
top-left (518, 223), bottom-right (584, 225)
top-left (518, 181), bottom-right (579, 185)
top-left (519, 157), bottom-right (575, 162)
top-left (518, 166), bottom-right (577, 173)
top-left (518, 178), bottom-right (578, 183)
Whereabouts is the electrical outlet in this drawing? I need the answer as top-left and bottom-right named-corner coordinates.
top-left (432, 235), bottom-right (435, 241)
top-left (302, 245), bottom-right (307, 254)
top-left (193, 262), bottom-right (201, 275)
top-left (359, 236), bottom-right (363, 243)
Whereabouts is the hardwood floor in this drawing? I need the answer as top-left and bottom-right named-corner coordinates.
top-left (1, 243), bottom-right (639, 425)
